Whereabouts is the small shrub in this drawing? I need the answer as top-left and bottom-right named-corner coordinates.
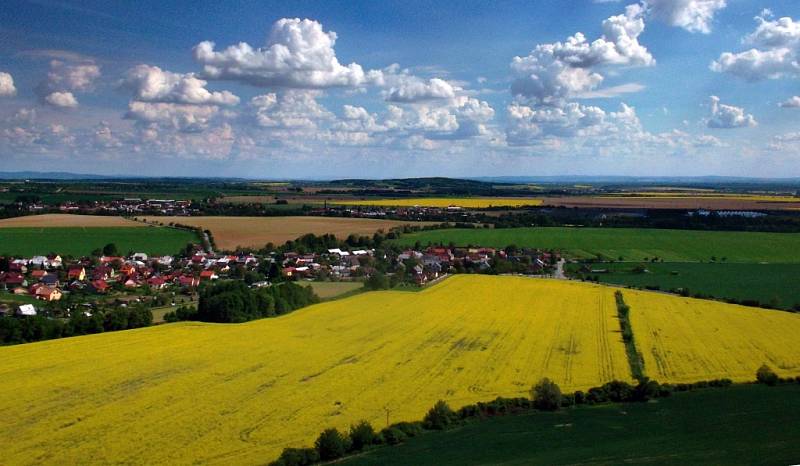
top-left (392, 421), bottom-right (423, 437)
top-left (457, 403), bottom-right (480, 419)
top-left (314, 428), bottom-right (349, 461)
top-left (270, 447), bottom-right (319, 466)
top-left (423, 400), bottom-right (456, 430)
top-left (531, 377), bottom-right (562, 411)
top-left (756, 364), bottom-right (779, 386)
top-left (603, 380), bottom-right (634, 402)
top-left (632, 378), bottom-right (660, 402)
top-left (379, 427), bottom-right (407, 445)
top-left (348, 420), bottom-right (376, 451)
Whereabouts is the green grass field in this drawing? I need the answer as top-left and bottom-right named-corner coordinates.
top-left (393, 227), bottom-right (800, 263)
top-left (303, 281), bottom-right (364, 299)
top-left (567, 262), bottom-right (800, 309)
top-left (344, 384), bottom-right (800, 465)
top-left (0, 292), bottom-right (39, 305)
top-left (0, 227), bottom-right (198, 257)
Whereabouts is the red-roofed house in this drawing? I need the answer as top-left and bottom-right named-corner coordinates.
top-left (34, 286), bottom-right (62, 301)
top-left (147, 276), bottom-right (167, 290)
top-left (67, 267), bottom-right (86, 281)
top-left (178, 275), bottom-right (200, 288)
top-left (90, 280), bottom-right (110, 293)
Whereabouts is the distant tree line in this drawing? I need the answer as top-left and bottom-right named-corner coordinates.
top-left (489, 208), bottom-right (800, 233)
top-left (0, 305), bottom-right (152, 345)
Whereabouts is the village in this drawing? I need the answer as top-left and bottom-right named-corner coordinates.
top-left (0, 242), bottom-right (558, 319)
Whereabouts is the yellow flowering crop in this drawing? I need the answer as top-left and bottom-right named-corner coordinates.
top-left (626, 291), bottom-right (800, 383)
top-left (334, 197), bottom-right (544, 208)
top-left (0, 276), bottom-right (628, 465)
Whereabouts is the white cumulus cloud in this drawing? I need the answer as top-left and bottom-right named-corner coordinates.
top-left (511, 4), bottom-right (653, 104)
top-left (194, 18), bottom-right (377, 89)
top-left (379, 69), bottom-right (457, 102)
top-left (122, 64), bottom-right (239, 106)
top-left (779, 96), bottom-right (800, 108)
top-left (125, 101), bottom-right (221, 132)
top-left (36, 59), bottom-right (101, 107)
top-left (44, 91), bottom-right (79, 108)
top-left (643, 0), bottom-right (727, 34)
top-left (711, 12), bottom-right (800, 81)
top-left (249, 90), bottom-right (333, 129)
top-left (0, 72), bottom-right (16, 97)
top-left (706, 96), bottom-right (757, 128)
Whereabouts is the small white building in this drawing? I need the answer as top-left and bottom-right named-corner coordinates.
top-left (30, 256), bottom-right (51, 268)
top-left (16, 304), bottom-right (36, 316)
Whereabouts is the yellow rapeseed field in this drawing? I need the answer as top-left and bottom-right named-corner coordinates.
top-left (335, 197), bottom-right (544, 208)
top-left (0, 276), bottom-right (630, 465)
top-left (626, 291), bottom-right (800, 383)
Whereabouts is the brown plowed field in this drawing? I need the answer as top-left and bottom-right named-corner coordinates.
top-left (141, 216), bottom-right (435, 250)
top-left (0, 214), bottom-right (143, 228)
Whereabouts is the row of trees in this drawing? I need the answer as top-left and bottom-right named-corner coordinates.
top-left (270, 374), bottom-right (751, 466)
top-left (0, 305), bottom-right (152, 345)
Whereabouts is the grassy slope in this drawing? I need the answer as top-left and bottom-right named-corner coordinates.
top-left (344, 384), bottom-right (800, 466)
top-left (567, 262), bottom-right (800, 309)
top-left (303, 281), bottom-right (364, 299)
top-left (0, 227), bottom-right (197, 256)
top-left (393, 227), bottom-right (800, 263)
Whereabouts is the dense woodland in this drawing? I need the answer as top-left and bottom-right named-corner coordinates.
top-left (165, 280), bottom-right (319, 323)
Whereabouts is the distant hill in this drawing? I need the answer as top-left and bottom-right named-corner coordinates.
top-left (0, 171), bottom-right (113, 180)
top-left (470, 175), bottom-right (800, 186)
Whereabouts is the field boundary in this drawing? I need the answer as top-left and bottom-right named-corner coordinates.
top-left (615, 290), bottom-right (646, 382)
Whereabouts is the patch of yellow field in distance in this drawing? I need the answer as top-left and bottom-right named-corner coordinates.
top-left (335, 197), bottom-right (544, 208)
top-left (0, 276), bottom-right (630, 465)
top-left (626, 291), bottom-right (800, 383)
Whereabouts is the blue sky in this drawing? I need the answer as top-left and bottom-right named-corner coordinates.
top-left (1, 0), bottom-right (798, 178)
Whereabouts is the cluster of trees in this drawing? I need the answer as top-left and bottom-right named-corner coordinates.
top-left (0, 305), bottom-right (152, 345)
top-left (271, 415), bottom-right (432, 465)
top-left (756, 364), bottom-right (800, 386)
top-left (166, 280), bottom-right (319, 324)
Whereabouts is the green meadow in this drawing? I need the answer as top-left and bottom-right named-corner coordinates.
top-left (0, 227), bottom-right (198, 257)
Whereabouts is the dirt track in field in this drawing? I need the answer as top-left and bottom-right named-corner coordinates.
top-left (141, 216), bottom-right (435, 250)
top-left (0, 214), bottom-right (143, 228)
